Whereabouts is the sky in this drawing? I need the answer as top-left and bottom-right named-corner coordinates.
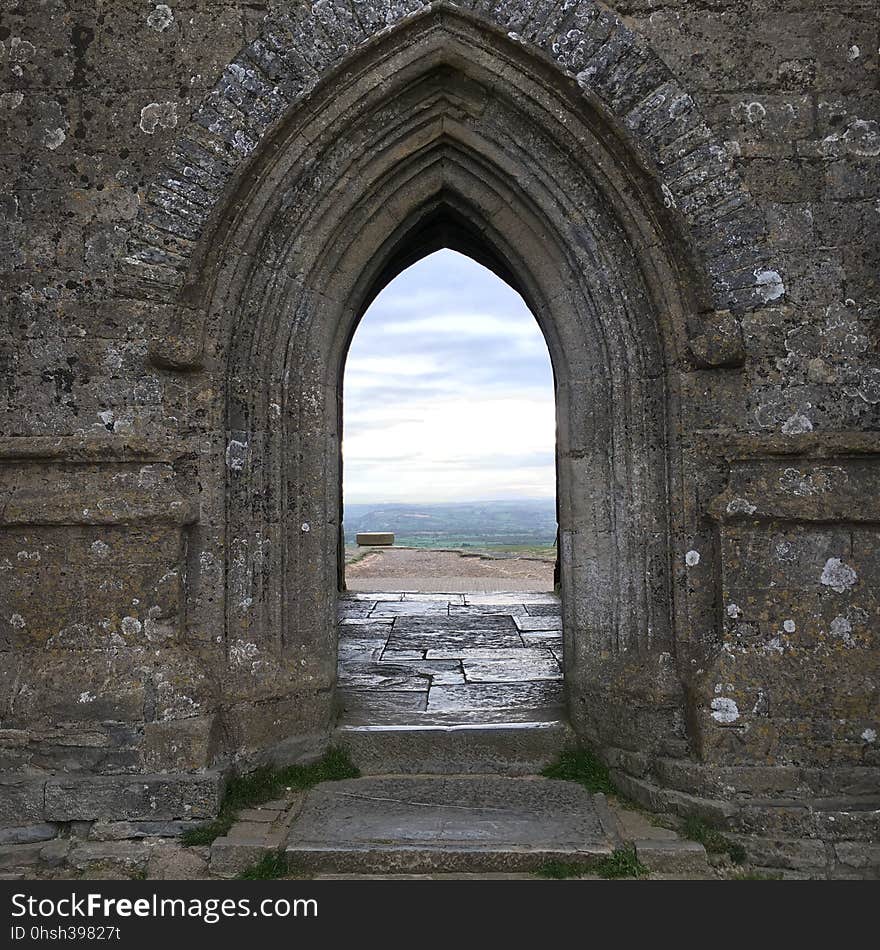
top-left (342, 249), bottom-right (556, 504)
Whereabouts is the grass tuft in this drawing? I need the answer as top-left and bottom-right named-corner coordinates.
top-left (180, 814), bottom-right (236, 847)
top-left (595, 847), bottom-right (649, 879)
top-left (682, 817), bottom-right (746, 864)
top-left (181, 745), bottom-right (359, 847)
top-left (535, 860), bottom-right (588, 879)
top-left (535, 848), bottom-right (648, 880)
top-left (541, 747), bottom-right (616, 795)
top-left (237, 851), bottom-right (302, 880)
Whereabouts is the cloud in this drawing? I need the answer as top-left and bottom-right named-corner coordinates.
top-left (343, 249), bottom-right (556, 503)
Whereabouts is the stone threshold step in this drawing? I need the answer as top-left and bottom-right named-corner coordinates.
top-left (211, 776), bottom-right (712, 878)
top-left (335, 720), bottom-right (575, 775)
top-left (283, 776), bottom-right (619, 874)
top-left (286, 845), bottom-right (615, 874)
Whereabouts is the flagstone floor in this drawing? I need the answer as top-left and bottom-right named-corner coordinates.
top-left (336, 591), bottom-right (564, 726)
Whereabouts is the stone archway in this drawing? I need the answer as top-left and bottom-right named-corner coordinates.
top-left (126, 3), bottom-right (772, 767)
top-left (5, 0), bottom-right (879, 879)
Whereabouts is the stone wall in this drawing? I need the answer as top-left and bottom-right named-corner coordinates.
top-left (1, 1), bottom-right (878, 878)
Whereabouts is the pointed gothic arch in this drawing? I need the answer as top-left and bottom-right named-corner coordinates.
top-left (122, 4), bottom-right (774, 764)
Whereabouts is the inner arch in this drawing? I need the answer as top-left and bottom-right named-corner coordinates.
top-left (342, 247), bottom-right (556, 526)
top-left (200, 12), bottom-right (691, 763)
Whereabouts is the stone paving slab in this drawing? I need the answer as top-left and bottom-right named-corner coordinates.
top-left (338, 640), bottom-right (388, 663)
top-left (519, 629), bottom-right (564, 643)
top-left (338, 690), bottom-right (428, 721)
top-left (339, 617), bottom-right (394, 627)
top-left (392, 615), bottom-right (520, 634)
top-left (385, 659), bottom-right (467, 686)
top-left (448, 603), bottom-right (529, 616)
top-left (515, 615), bottom-right (563, 631)
top-left (338, 603), bottom-right (376, 620)
top-left (385, 617), bottom-right (523, 655)
top-left (465, 592), bottom-right (559, 605)
top-left (424, 646), bottom-right (537, 660)
top-left (371, 601), bottom-right (452, 617)
top-left (341, 592), bottom-right (404, 602)
top-left (462, 650), bottom-right (561, 683)
top-left (427, 681), bottom-right (564, 714)
top-left (401, 592), bottom-right (466, 604)
top-left (286, 777), bottom-right (616, 872)
top-left (524, 604), bottom-right (563, 616)
top-left (421, 639), bottom-right (528, 658)
top-left (338, 663), bottom-right (431, 691)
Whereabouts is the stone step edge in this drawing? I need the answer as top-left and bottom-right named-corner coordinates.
top-left (335, 721), bottom-right (571, 733)
top-left (211, 780), bottom-right (618, 878)
top-left (283, 844), bottom-right (616, 874)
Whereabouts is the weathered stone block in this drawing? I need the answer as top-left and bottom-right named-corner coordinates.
top-left (146, 841), bottom-right (210, 880)
top-left (88, 820), bottom-right (204, 841)
top-left (0, 842), bottom-right (45, 871)
top-left (0, 776), bottom-right (45, 828)
top-left (67, 840), bottom-right (154, 875)
top-left (635, 839), bottom-right (710, 876)
top-left (44, 773), bottom-right (223, 822)
top-left (0, 823), bottom-right (56, 845)
top-left (210, 837), bottom-right (270, 878)
top-left (834, 841), bottom-right (880, 871)
top-left (730, 834), bottom-right (828, 871)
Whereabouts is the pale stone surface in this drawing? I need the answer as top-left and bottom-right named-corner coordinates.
top-left (514, 616), bottom-right (563, 632)
top-left (462, 650), bottom-right (561, 683)
top-left (427, 682), bottom-right (564, 715)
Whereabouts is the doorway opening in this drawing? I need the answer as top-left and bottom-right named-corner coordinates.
top-left (336, 249), bottom-right (563, 727)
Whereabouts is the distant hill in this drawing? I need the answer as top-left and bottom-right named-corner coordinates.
top-left (343, 499), bottom-right (557, 548)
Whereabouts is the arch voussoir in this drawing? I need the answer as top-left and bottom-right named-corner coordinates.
top-left (125, 2), bottom-right (773, 375)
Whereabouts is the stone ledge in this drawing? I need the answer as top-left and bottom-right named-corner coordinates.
top-left (613, 767), bottom-right (880, 841)
top-left (0, 435), bottom-right (195, 463)
top-left (609, 750), bottom-right (879, 802)
top-left (697, 431), bottom-right (880, 460)
top-left (610, 770), bottom-right (738, 824)
top-left (1, 484), bottom-right (199, 526)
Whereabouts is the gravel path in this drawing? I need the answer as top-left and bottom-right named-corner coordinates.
top-left (345, 548), bottom-right (555, 592)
